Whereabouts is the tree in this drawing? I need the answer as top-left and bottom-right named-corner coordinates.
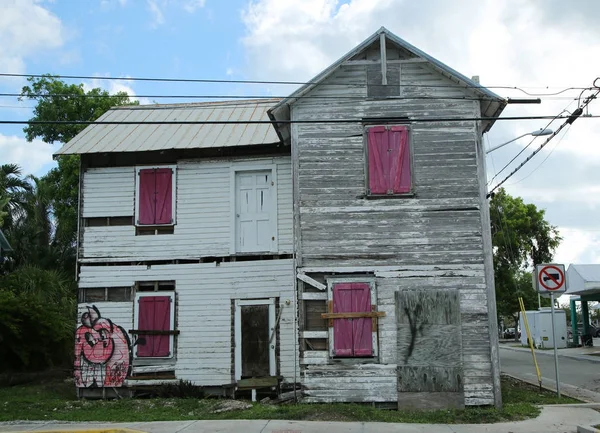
top-left (0, 164), bottom-right (31, 228)
top-left (490, 188), bottom-right (561, 328)
top-left (19, 75), bottom-right (138, 264)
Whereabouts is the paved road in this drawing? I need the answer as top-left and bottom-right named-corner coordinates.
top-left (500, 346), bottom-right (600, 401)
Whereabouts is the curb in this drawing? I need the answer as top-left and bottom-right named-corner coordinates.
top-left (501, 372), bottom-right (592, 403)
top-left (578, 426), bottom-right (600, 433)
top-left (1, 429), bottom-right (145, 433)
top-left (500, 345), bottom-right (600, 364)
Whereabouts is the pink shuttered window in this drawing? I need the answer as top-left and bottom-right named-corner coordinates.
top-left (367, 125), bottom-right (411, 195)
top-left (333, 283), bottom-right (373, 357)
top-left (137, 296), bottom-right (172, 357)
top-left (138, 168), bottom-right (173, 225)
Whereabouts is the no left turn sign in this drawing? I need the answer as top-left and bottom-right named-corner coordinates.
top-left (535, 264), bottom-right (567, 294)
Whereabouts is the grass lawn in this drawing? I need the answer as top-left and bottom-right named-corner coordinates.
top-left (0, 375), bottom-right (578, 424)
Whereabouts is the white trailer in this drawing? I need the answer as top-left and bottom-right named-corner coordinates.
top-left (520, 308), bottom-right (568, 349)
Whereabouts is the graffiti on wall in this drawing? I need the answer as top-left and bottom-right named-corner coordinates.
top-left (74, 306), bottom-right (132, 388)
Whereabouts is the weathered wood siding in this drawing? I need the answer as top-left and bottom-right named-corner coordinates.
top-left (80, 156), bottom-right (292, 262)
top-left (293, 57), bottom-right (497, 405)
top-left (78, 259), bottom-right (296, 386)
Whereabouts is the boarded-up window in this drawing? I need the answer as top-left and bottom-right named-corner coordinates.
top-left (138, 168), bottom-right (174, 225)
top-left (333, 283), bottom-right (373, 357)
top-left (367, 125), bottom-right (411, 195)
top-left (136, 295), bottom-right (173, 357)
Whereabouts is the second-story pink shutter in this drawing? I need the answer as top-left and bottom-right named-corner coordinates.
top-left (137, 296), bottom-right (171, 357)
top-left (333, 283), bottom-right (354, 356)
top-left (352, 283), bottom-right (373, 356)
top-left (389, 126), bottom-right (411, 193)
top-left (138, 169), bottom-right (156, 225)
top-left (154, 168), bottom-right (173, 224)
top-left (368, 126), bottom-right (389, 194)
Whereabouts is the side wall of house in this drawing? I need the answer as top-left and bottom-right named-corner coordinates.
top-left (77, 259), bottom-right (297, 386)
top-left (80, 155), bottom-right (292, 262)
top-left (292, 59), bottom-right (497, 405)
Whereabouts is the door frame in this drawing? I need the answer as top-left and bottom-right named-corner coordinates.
top-left (234, 298), bottom-right (277, 381)
top-left (229, 165), bottom-right (278, 254)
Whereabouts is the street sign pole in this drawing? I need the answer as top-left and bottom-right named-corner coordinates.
top-left (550, 292), bottom-right (560, 398)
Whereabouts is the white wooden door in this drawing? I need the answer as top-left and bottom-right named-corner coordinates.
top-left (235, 170), bottom-right (274, 253)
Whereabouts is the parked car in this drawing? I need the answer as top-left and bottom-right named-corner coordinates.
top-left (503, 327), bottom-right (520, 339)
top-left (567, 323), bottom-right (600, 339)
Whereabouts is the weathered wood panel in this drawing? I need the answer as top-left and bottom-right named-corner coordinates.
top-left (80, 156), bottom-right (292, 261)
top-left (78, 259), bottom-right (296, 387)
top-left (396, 289), bottom-right (464, 409)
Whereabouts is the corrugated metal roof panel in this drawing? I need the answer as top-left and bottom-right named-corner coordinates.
top-left (55, 99), bottom-right (282, 155)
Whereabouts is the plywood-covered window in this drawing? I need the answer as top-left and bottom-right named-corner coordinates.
top-left (135, 166), bottom-right (176, 226)
top-left (366, 125), bottom-right (411, 195)
top-left (133, 292), bottom-right (176, 358)
top-left (327, 279), bottom-right (380, 358)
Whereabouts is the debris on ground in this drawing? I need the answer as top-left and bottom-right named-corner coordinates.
top-left (211, 400), bottom-right (252, 413)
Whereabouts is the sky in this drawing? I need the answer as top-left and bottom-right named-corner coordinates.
top-left (1, 0), bottom-right (600, 271)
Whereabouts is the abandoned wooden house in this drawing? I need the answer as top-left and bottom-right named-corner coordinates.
top-left (59, 26), bottom-right (506, 407)
top-left (267, 27), bottom-right (506, 408)
top-left (58, 99), bottom-right (297, 397)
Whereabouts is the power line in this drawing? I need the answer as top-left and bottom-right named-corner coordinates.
top-left (5, 92), bottom-right (506, 102)
top-left (487, 97), bottom-right (577, 185)
top-left (507, 125), bottom-right (572, 186)
top-left (0, 72), bottom-right (591, 96)
top-left (2, 114), bottom-right (600, 127)
top-left (487, 83), bottom-right (600, 197)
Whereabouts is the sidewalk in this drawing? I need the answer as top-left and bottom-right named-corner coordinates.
top-left (501, 342), bottom-right (600, 363)
top-left (1, 406), bottom-right (600, 433)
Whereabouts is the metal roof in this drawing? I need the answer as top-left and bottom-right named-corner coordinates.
top-left (55, 99), bottom-right (282, 156)
top-left (566, 264), bottom-right (600, 295)
top-left (0, 229), bottom-right (11, 253)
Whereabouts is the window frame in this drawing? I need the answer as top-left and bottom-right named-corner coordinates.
top-left (133, 291), bottom-right (176, 359)
top-left (363, 124), bottom-right (414, 198)
top-left (229, 164), bottom-right (278, 255)
top-left (134, 165), bottom-right (177, 227)
top-left (326, 277), bottom-right (378, 359)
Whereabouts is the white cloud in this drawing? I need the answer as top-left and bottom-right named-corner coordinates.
top-left (0, 134), bottom-right (55, 176)
top-left (0, 0), bottom-right (66, 75)
top-left (147, 0), bottom-right (165, 27)
top-left (183, 0), bottom-right (206, 13)
top-left (554, 228), bottom-right (600, 265)
top-left (146, 0), bottom-right (206, 27)
top-left (82, 75), bottom-right (152, 105)
top-left (240, 0), bottom-right (600, 264)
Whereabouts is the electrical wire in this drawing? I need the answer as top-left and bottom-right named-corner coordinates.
top-left (487, 81), bottom-right (600, 197)
top-left (2, 114), bottom-right (600, 126)
top-left (487, 98), bottom-right (577, 185)
top-left (0, 72), bottom-right (591, 96)
top-left (6, 92), bottom-right (506, 102)
top-left (506, 125), bottom-right (572, 186)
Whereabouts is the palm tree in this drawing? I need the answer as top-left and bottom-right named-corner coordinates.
top-left (0, 164), bottom-right (31, 227)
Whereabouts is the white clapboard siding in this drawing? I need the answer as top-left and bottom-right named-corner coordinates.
top-left (77, 302), bottom-right (133, 330)
top-left (82, 167), bottom-right (135, 217)
top-left (78, 259), bottom-right (297, 387)
top-left (80, 156), bottom-right (292, 261)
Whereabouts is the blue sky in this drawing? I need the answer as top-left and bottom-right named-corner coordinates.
top-left (2, 0), bottom-right (600, 266)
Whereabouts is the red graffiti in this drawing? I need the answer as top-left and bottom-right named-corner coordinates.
top-left (74, 306), bottom-right (131, 388)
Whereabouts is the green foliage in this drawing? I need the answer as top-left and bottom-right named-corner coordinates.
top-left (490, 189), bottom-right (561, 323)
top-left (0, 266), bottom-right (76, 371)
top-left (18, 75), bottom-right (138, 272)
top-left (20, 75), bottom-right (137, 144)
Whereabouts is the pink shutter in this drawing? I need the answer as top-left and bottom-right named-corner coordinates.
top-left (368, 126), bottom-right (389, 194)
top-left (138, 169), bottom-right (156, 225)
top-left (389, 126), bottom-right (411, 193)
top-left (154, 168), bottom-right (173, 225)
top-left (333, 283), bottom-right (354, 356)
top-left (352, 283), bottom-right (373, 356)
top-left (137, 296), bottom-right (171, 357)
